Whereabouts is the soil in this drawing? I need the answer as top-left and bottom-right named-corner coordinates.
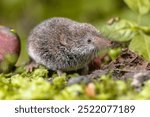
top-left (88, 48), bottom-right (150, 80)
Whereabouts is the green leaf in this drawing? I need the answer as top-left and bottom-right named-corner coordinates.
top-left (102, 19), bottom-right (137, 42)
top-left (129, 33), bottom-right (150, 61)
top-left (124, 0), bottom-right (150, 15)
top-left (137, 26), bottom-right (150, 35)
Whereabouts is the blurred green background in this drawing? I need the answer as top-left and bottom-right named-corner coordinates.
top-left (0, 0), bottom-right (149, 65)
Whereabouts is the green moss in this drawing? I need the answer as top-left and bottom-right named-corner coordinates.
top-left (0, 67), bottom-right (150, 100)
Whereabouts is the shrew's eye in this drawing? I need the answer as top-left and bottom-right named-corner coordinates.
top-left (87, 39), bottom-right (91, 43)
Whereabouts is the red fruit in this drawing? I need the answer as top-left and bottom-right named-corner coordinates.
top-left (0, 26), bottom-right (20, 73)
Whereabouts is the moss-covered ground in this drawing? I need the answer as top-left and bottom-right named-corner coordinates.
top-left (1, 66), bottom-right (150, 100)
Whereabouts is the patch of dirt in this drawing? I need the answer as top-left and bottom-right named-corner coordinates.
top-left (89, 48), bottom-right (150, 80)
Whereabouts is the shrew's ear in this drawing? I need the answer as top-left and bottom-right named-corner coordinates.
top-left (60, 33), bottom-right (68, 46)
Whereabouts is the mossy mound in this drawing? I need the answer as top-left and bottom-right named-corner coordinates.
top-left (0, 66), bottom-right (150, 100)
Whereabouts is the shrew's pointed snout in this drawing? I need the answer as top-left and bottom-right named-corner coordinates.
top-left (93, 36), bottom-right (111, 50)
